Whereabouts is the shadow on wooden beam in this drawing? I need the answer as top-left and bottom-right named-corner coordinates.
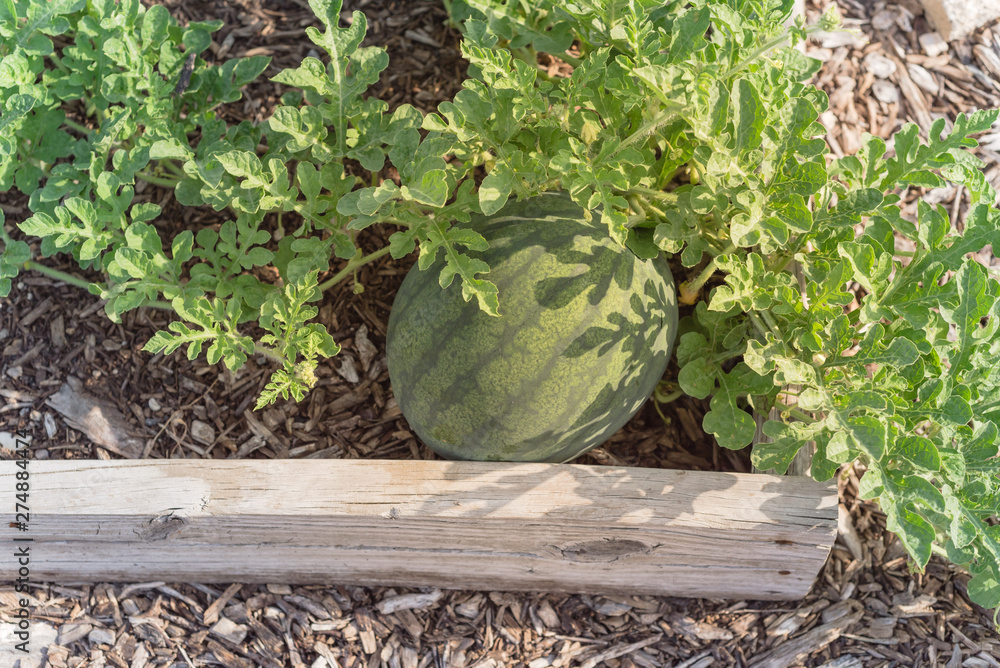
top-left (2, 460), bottom-right (837, 600)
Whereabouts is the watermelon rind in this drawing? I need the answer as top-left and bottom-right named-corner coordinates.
top-left (386, 192), bottom-right (679, 463)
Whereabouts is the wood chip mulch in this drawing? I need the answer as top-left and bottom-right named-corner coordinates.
top-left (2, 0), bottom-right (1000, 666)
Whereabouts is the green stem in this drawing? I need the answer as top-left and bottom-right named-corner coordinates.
top-left (711, 349), bottom-right (744, 365)
top-left (161, 160), bottom-right (188, 179)
top-left (380, 216), bottom-right (413, 228)
top-left (725, 32), bottom-right (793, 78)
top-left (705, 235), bottom-right (732, 255)
top-left (317, 246), bottom-right (393, 293)
top-left (47, 51), bottom-right (71, 75)
top-left (254, 343), bottom-right (286, 365)
top-left (82, 95), bottom-right (105, 127)
top-left (656, 389), bottom-right (684, 404)
top-left (875, 248), bottom-right (923, 310)
top-left (628, 185), bottom-right (679, 206)
top-left (748, 311), bottom-right (770, 339)
top-left (440, 0), bottom-right (452, 18)
top-left (978, 400), bottom-right (1000, 414)
top-left (652, 395), bottom-right (672, 425)
top-left (678, 243), bottom-right (735, 304)
top-left (136, 171), bottom-right (180, 189)
top-left (608, 108), bottom-right (680, 160)
top-left (767, 246), bottom-right (801, 275)
top-left (624, 195), bottom-right (647, 229)
top-left (293, 205), bottom-right (347, 237)
top-left (773, 401), bottom-right (817, 424)
top-left (22, 261), bottom-right (173, 310)
top-left (725, 24), bottom-right (829, 79)
top-left (62, 117), bottom-right (92, 136)
top-left (625, 213), bottom-right (646, 229)
top-left (759, 309), bottom-right (783, 339)
top-left (23, 260), bottom-right (95, 291)
top-left (557, 51), bottom-right (583, 67)
top-left (633, 193), bottom-right (666, 219)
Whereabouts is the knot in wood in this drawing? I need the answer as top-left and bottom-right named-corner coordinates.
top-left (561, 539), bottom-right (651, 562)
top-left (135, 514), bottom-right (188, 541)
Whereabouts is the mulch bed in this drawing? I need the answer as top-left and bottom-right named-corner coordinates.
top-left (2, 0), bottom-right (1000, 666)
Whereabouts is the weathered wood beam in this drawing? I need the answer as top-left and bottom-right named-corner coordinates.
top-left (2, 460), bottom-right (837, 600)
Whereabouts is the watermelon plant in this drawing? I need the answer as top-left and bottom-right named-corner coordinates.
top-left (2, 0), bottom-right (1000, 614)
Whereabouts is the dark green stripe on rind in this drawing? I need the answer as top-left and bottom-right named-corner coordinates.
top-left (385, 193), bottom-right (679, 463)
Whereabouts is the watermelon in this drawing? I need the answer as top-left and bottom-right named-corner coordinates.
top-left (385, 192), bottom-right (679, 462)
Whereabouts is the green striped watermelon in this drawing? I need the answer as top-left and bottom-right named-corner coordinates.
top-left (385, 192), bottom-right (679, 462)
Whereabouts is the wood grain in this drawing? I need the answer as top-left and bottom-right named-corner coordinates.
top-left (2, 460), bottom-right (838, 600)
top-left (44, 376), bottom-right (144, 458)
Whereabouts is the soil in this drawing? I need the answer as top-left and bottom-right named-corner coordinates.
top-left (1, 0), bottom-right (999, 667)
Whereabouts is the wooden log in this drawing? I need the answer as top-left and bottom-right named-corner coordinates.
top-left (2, 460), bottom-right (837, 600)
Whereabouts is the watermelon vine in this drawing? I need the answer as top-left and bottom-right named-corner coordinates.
top-left (2, 0), bottom-right (1000, 615)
